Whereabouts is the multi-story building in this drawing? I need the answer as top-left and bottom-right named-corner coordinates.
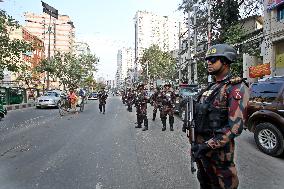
top-left (24, 12), bottom-right (75, 58)
top-left (4, 27), bottom-right (45, 88)
top-left (24, 12), bottom-right (75, 89)
top-left (134, 11), bottom-right (185, 78)
top-left (116, 47), bottom-right (135, 88)
top-left (262, 0), bottom-right (284, 76)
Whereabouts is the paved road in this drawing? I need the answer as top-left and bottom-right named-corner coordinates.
top-left (0, 96), bottom-right (284, 189)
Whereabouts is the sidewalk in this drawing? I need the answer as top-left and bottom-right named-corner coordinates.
top-left (4, 101), bottom-right (35, 111)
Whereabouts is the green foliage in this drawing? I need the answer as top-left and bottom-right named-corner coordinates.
top-left (36, 52), bottom-right (99, 90)
top-left (0, 10), bottom-right (33, 80)
top-left (178, 0), bottom-right (263, 82)
top-left (139, 45), bottom-right (176, 82)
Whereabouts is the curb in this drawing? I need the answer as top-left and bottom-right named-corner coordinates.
top-left (4, 102), bottom-right (35, 111)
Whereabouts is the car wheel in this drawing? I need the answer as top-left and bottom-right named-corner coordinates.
top-left (57, 101), bottom-right (61, 108)
top-left (254, 122), bottom-right (284, 157)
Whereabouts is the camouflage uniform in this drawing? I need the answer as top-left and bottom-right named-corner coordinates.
top-left (126, 89), bottom-right (135, 112)
top-left (160, 84), bottom-right (176, 131)
top-left (151, 87), bottom-right (162, 121)
top-left (121, 91), bottom-right (126, 104)
top-left (134, 84), bottom-right (148, 131)
top-left (98, 90), bottom-right (108, 114)
top-left (187, 44), bottom-right (249, 189)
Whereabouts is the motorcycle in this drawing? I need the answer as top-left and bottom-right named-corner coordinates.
top-left (0, 97), bottom-right (7, 121)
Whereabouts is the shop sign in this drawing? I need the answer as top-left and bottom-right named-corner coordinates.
top-left (267, 0), bottom-right (284, 10)
top-left (276, 53), bottom-right (284, 68)
top-left (249, 63), bottom-right (271, 78)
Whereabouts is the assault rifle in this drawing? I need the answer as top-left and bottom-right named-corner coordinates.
top-left (184, 96), bottom-right (197, 174)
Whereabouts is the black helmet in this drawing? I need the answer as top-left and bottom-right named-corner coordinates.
top-left (205, 44), bottom-right (237, 63)
top-left (164, 82), bottom-right (171, 87)
top-left (137, 82), bottom-right (144, 89)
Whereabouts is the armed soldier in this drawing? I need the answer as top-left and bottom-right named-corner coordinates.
top-left (126, 87), bottom-right (135, 112)
top-left (134, 83), bottom-right (148, 131)
top-left (98, 87), bottom-right (108, 114)
top-left (184, 44), bottom-right (249, 189)
top-left (151, 86), bottom-right (162, 121)
top-left (160, 83), bottom-right (176, 131)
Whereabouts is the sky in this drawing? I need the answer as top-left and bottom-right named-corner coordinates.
top-left (1, 0), bottom-right (185, 80)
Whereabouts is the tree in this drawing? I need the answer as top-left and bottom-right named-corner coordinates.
top-left (0, 10), bottom-right (32, 80)
top-left (35, 51), bottom-right (99, 90)
top-left (139, 45), bottom-right (176, 82)
top-left (178, 0), bottom-right (263, 82)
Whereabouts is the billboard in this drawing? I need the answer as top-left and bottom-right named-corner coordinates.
top-left (267, 0), bottom-right (284, 10)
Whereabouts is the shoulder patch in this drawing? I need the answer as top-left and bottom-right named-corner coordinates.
top-left (232, 88), bottom-right (243, 100)
top-left (230, 77), bottom-right (243, 85)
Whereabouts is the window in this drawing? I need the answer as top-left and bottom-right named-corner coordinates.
top-left (277, 5), bottom-right (284, 21)
top-left (250, 82), bottom-right (283, 103)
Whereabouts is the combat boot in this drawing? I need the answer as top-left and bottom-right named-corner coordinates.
top-left (135, 124), bottom-right (142, 128)
top-left (162, 118), bottom-right (167, 131)
top-left (142, 119), bottom-right (148, 131)
top-left (169, 116), bottom-right (174, 131)
top-left (152, 113), bottom-right (156, 121)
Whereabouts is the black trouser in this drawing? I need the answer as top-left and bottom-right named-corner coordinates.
top-left (99, 103), bottom-right (105, 113)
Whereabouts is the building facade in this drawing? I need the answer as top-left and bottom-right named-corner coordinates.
top-left (116, 47), bottom-right (135, 89)
top-left (134, 11), bottom-right (185, 79)
top-left (263, 0), bottom-right (284, 76)
top-left (4, 27), bottom-right (45, 88)
top-left (24, 12), bottom-right (75, 57)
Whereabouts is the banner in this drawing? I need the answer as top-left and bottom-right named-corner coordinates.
top-left (249, 63), bottom-right (271, 78)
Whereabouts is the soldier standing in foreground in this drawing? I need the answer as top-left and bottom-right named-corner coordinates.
top-left (160, 83), bottom-right (176, 131)
top-left (98, 87), bottom-right (108, 114)
top-left (134, 83), bottom-right (148, 131)
top-left (185, 44), bottom-right (249, 189)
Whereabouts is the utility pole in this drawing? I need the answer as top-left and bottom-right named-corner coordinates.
top-left (187, 0), bottom-right (192, 84)
top-left (47, 14), bottom-right (51, 90)
top-left (178, 22), bottom-right (182, 84)
top-left (193, 5), bottom-right (198, 84)
top-left (41, 1), bottom-right (58, 90)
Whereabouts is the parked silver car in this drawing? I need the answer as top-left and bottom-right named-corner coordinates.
top-left (36, 91), bottom-right (62, 108)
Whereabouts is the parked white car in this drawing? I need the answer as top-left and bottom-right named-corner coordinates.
top-left (36, 91), bottom-right (62, 108)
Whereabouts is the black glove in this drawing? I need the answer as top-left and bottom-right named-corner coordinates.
top-left (191, 143), bottom-right (210, 159)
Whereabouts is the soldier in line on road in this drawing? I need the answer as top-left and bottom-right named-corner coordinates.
top-left (151, 86), bottom-right (162, 121)
top-left (98, 87), bottom-right (108, 114)
top-left (185, 44), bottom-right (249, 189)
top-left (126, 87), bottom-right (135, 112)
top-left (134, 83), bottom-right (148, 131)
top-left (121, 90), bottom-right (126, 104)
top-left (160, 83), bottom-right (176, 131)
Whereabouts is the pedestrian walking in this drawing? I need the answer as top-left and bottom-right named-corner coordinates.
top-left (98, 87), bottom-right (108, 114)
